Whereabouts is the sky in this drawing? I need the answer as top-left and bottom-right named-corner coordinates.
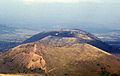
top-left (0, 0), bottom-right (120, 32)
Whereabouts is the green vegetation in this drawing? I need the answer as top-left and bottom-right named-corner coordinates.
top-left (100, 70), bottom-right (120, 76)
top-left (100, 70), bottom-right (110, 76)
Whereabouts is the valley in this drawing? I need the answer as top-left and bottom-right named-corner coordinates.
top-left (94, 30), bottom-right (120, 50)
top-left (0, 25), bottom-right (38, 51)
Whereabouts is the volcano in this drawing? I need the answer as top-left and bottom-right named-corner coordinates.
top-left (0, 29), bottom-right (120, 76)
top-left (24, 29), bottom-right (119, 53)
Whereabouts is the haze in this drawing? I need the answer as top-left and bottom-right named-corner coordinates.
top-left (0, 0), bottom-right (120, 32)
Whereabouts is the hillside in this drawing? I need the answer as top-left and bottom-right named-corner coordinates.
top-left (0, 42), bottom-right (120, 76)
top-left (24, 29), bottom-right (119, 53)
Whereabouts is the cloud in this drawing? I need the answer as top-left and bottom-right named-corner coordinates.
top-left (80, 0), bottom-right (102, 3)
top-left (23, 0), bottom-right (79, 4)
top-left (23, 0), bottom-right (103, 4)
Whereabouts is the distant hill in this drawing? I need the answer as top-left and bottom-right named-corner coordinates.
top-left (94, 30), bottom-right (120, 50)
top-left (24, 29), bottom-right (120, 53)
top-left (0, 25), bottom-right (16, 34)
top-left (0, 25), bottom-right (38, 51)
